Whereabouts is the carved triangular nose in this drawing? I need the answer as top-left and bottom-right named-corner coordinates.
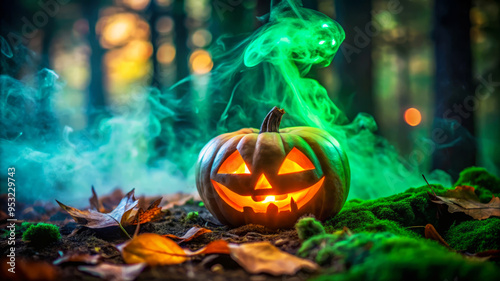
top-left (255, 174), bottom-right (272, 190)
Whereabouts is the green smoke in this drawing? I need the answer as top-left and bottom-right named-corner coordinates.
top-left (0, 0), bottom-right (451, 205)
top-left (192, 0), bottom-right (451, 198)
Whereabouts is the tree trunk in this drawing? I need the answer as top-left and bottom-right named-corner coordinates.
top-left (432, 0), bottom-right (476, 179)
top-left (84, 0), bottom-right (107, 127)
top-left (148, 0), bottom-right (161, 88)
top-left (334, 0), bottom-right (374, 120)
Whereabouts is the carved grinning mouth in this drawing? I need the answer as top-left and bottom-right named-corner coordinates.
top-left (210, 177), bottom-right (325, 213)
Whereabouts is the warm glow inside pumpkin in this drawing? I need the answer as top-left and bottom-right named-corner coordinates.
top-left (212, 148), bottom-right (325, 213)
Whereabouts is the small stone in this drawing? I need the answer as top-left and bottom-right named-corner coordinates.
top-left (274, 238), bottom-right (286, 246)
top-left (211, 264), bottom-right (224, 273)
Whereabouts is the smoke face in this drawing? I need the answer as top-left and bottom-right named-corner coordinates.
top-left (0, 0), bottom-right (451, 205)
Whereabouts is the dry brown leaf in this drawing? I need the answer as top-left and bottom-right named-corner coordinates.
top-left (56, 189), bottom-right (138, 228)
top-left (78, 263), bottom-right (146, 281)
top-left (89, 186), bottom-right (106, 213)
top-left (164, 226), bottom-right (212, 243)
top-left (118, 233), bottom-right (188, 265)
top-left (466, 249), bottom-right (500, 261)
top-left (229, 241), bottom-right (319, 275)
top-left (128, 198), bottom-right (163, 225)
top-left (429, 185), bottom-right (500, 220)
top-left (53, 253), bottom-right (101, 265)
top-left (118, 233), bottom-right (230, 266)
top-left (424, 224), bottom-right (450, 248)
top-left (161, 192), bottom-right (200, 210)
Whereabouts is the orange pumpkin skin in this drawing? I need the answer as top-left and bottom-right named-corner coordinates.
top-left (195, 107), bottom-right (350, 229)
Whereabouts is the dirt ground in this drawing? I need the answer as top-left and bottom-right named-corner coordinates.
top-left (0, 196), bottom-right (313, 281)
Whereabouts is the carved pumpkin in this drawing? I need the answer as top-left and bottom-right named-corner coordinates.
top-left (195, 107), bottom-right (350, 228)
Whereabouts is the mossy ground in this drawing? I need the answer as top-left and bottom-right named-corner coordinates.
top-left (325, 184), bottom-right (446, 238)
top-left (298, 167), bottom-right (500, 280)
top-left (312, 234), bottom-right (499, 281)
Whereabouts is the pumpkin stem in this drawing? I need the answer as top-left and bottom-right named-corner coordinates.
top-left (260, 107), bottom-right (285, 133)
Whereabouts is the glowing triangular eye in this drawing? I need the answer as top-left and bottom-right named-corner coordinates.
top-left (218, 150), bottom-right (251, 174)
top-left (278, 148), bottom-right (315, 175)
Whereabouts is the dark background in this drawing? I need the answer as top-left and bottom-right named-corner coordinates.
top-left (1, 0), bottom-right (499, 181)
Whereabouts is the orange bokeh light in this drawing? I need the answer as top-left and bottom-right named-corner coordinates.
top-left (404, 108), bottom-right (422, 126)
top-left (189, 49), bottom-right (213, 74)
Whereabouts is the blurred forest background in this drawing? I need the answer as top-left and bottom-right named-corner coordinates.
top-left (1, 0), bottom-right (499, 194)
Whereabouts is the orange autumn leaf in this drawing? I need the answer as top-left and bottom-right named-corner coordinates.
top-left (118, 233), bottom-right (188, 265)
top-left (186, 240), bottom-right (231, 255)
top-left (117, 233), bottom-right (230, 266)
top-left (128, 198), bottom-right (163, 225)
top-left (229, 241), bottom-right (319, 275)
top-left (164, 226), bottom-right (212, 243)
top-left (430, 185), bottom-right (500, 220)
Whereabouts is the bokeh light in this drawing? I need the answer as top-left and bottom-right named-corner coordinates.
top-left (157, 43), bottom-right (176, 64)
top-left (189, 49), bottom-right (213, 74)
top-left (156, 16), bottom-right (174, 34)
top-left (404, 108), bottom-right (422, 126)
top-left (191, 29), bottom-right (212, 47)
top-left (99, 14), bottom-right (137, 48)
top-left (121, 0), bottom-right (151, 10)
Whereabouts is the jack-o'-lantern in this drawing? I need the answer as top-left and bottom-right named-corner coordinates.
top-left (195, 107), bottom-right (350, 229)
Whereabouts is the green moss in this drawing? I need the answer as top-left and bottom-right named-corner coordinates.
top-left (22, 223), bottom-right (61, 247)
top-left (362, 220), bottom-right (419, 238)
top-left (445, 218), bottom-right (500, 253)
top-left (326, 185), bottom-right (446, 236)
top-left (313, 235), bottom-right (499, 281)
top-left (298, 232), bottom-right (395, 266)
top-left (198, 202), bottom-right (205, 207)
top-left (455, 166), bottom-right (500, 196)
top-left (475, 188), bottom-right (494, 203)
top-left (295, 217), bottom-right (326, 241)
top-left (185, 211), bottom-right (199, 222)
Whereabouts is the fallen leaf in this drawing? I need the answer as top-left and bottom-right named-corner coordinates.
top-left (101, 189), bottom-right (126, 211)
top-left (424, 224), bottom-right (450, 248)
top-left (56, 189), bottom-right (138, 228)
top-left (229, 241), bottom-right (319, 275)
top-left (465, 249), bottom-right (500, 261)
top-left (429, 185), bottom-right (500, 220)
top-left (118, 233), bottom-right (188, 265)
top-left (0, 259), bottom-right (59, 281)
top-left (128, 198), bottom-right (163, 225)
top-left (186, 240), bottom-right (231, 255)
top-left (53, 253), bottom-right (101, 265)
top-left (164, 226), bottom-right (212, 243)
top-left (118, 233), bottom-right (230, 266)
top-left (161, 192), bottom-right (200, 210)
top-left (78, 263), bottom-right (146, 281)
top-left (89, 186), bottom-right (106, 213)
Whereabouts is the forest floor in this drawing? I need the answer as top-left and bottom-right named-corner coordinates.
top-left (1, 167), bottom-right (500, 281)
